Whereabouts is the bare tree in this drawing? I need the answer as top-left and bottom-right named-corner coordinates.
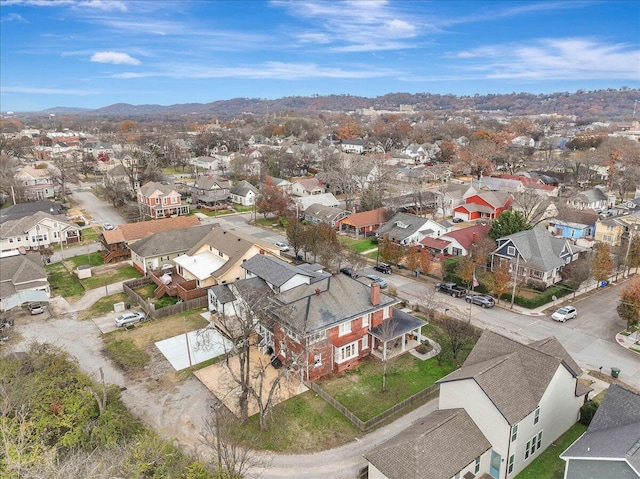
top-left (375, 317), bottom-right (398, 392)
top-left (435, 317), bottom-right (479, 360)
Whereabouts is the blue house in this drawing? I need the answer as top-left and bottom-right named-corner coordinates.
top-left (491, 228), bottom-right (584, 288)
top-left (548, 219), bottom-right (594, 239)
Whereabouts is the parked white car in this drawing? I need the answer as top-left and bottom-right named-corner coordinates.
top-left (551, 306), bottom-right (577, 322)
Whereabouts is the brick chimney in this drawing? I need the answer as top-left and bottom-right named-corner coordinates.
top-left (370, 282), bottom-right (380, 306)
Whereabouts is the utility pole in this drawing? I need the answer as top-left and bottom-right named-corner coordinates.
top-left (510, 254), bottom-right (520, 309)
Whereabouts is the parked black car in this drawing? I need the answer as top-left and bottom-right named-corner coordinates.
top-left (340, 267), bottom-right (359, 278)
top-left (435, 282), bottom-right (467, 297)
top-left (373, 263), bottom-right (392, 274)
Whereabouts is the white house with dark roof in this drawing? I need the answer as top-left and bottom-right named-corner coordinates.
top-left (302, 203), bottom-right (350, 228)
top-left (377, 212), bottom-right (451, 245)
top-left (230, 180), bottom-right (259, 206)
top-left (561, 384), bottom-right (640, 479)
top-left (566, 188), bottom-right (614, 211)
top-left (365, 330), bottom-right (591, 479)
top-left (0, 211), bottom-right (80, 252)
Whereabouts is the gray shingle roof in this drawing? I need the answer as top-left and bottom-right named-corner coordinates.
top-left (377, 212), bottom-right (429, 241)
top-left (439, 330), bottom-right (582, 424)
top-left (0, 200), bottom-right (63, 224)
top-left (364, 409), bottom-right (491, 479)
top-left (139, 181), bottom-right (179, 197)
top-left (230, 180), bottom-right (258, 197)
top-left (0, 211), bottom-right (78, 239)
top-left (0, 254), bottom-right (47, 292)
top-left (498, 228), bottom-right (572, 272)
top-left (241, 254), bottom-right (320, 288)
top-left (128, 224), bottom-right (213, 258)
top-left (561, 385), bottom-right (640, 475)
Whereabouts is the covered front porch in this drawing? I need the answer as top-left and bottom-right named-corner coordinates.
top-left (369, 309), bottom-right (425, 361)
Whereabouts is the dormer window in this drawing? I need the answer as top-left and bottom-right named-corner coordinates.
top-left (507, 246), bottom-right (516, 256)
top-left (396, 221), bottom-right (408, 229)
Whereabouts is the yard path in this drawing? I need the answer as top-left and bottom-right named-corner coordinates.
top-left (249, 398), bottom-right (438, 479)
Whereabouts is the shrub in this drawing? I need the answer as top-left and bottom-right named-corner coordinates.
top-left (104, 339), bottom-right (150, 371)
top-left (579, 400), bottom-right (599, 426)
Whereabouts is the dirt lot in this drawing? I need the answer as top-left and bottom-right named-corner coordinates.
top-left (5, 311), bottom-right (215, 449)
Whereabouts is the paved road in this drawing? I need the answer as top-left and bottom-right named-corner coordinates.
top-left (71, 189), bottom-right (126, 226)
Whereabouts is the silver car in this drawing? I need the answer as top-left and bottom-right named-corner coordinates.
top-left (551, 306), bottom-right (577, 322)
top-left (113, 311), bottom-right (146, 327)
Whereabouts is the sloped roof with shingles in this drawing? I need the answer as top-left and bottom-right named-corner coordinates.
top-left (128, 224), bottom-right (212, 258)
top-left (441, 224), bottom-right (491, 250)
top-left (377, 212), bottom-right (429, 240)
top-left (339, 207), bottom-right (387, 228)
top-left (364, 409), bottom-right (491, 479)
top-left (572, 188), bottom-right (608, 203)
top-left (471, 190), bottom-right (513, 208)
top-left (272, 274), bottom-right (397, 334)
top-left (561, 385), bottom-right (640, 475)
top-left (439, 330), bottom-right (582, 425)
top-left (497, 228), bottom-right (570, 272)
top-left (139, 181), bottom-right (180, 197)
top-left (0, 254), bottom-right (47, 288)
top-left (0, 211), bottom-right (78, 239)
top-left (230, 180), bottom-right (258, 196)
top-left (102, 216), bottom-right (200, 245)
top-left (0, 200), bottom-right (63, 224)
top-left (241, 254), bottom-right (318, 288)
top-left (304, 203), bottom-right (347, 220)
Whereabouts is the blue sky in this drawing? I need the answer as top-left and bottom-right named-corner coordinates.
top-left (1, 0), bottom-right (639, 112)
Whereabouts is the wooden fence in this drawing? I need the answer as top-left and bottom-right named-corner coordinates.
top-left (122, 278), bottom-right (208, 320)
top-left (305, 380), bottom-right (439, 432)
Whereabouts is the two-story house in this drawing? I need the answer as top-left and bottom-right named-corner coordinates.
top-left (453, 191), bottom-right (514, 222)
top-left (341, 139), bottom-right (366, 154)
top-left (137, 181), bottom-right (190, 219)
top-left (190, 174), bottom-right (231, 208)
top-left (289, 177), bottom-right (326, 197)
top-left (210, 254), bottom-right (424, 381)
top-left (594, 213), bottom-right (640, 246)
top-left (14, 166), bottom-right (58, 201)
top-left (491, 228), bottom-right (583, 288)
top-left (566, 188), bottom-right (613, 211)
top-left (302, 203), bottom-right (350, 229)
top-left (365, 331), bottom-right (591, 479)
top-left (420, 223), bottom-right (491, 257)
top-left (0, 211), bottom-right (80, 253)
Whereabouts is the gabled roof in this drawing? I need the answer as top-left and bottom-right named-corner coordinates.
top-left (364, 408), bottom-right (491, 479)
top-left (292, 177), bottom-right (324, 191)
top-left (138, 181), bottom-right (180, 198)
top-left (16, 165), bottom-right (53, 179)
top-left (339, 207), bottom-right (387, 228)
top-left (439, 330), bottom-right (582, 425)
top-left (128, 224), bottom-right (212, 258)
top-left (230, 180), bottom-right (258, 196)
top-left (194, 174), bottom-right (231, 191)
top-left (0, 211), bottom-right (78, 239)
top-left (304, 203), bottom-right (347, 220)
top-left (441, 224), bottom-right (491, 250)
top-left (0, 254), bottom-right (47, 289)
top-left (468, 190), bottom-right (513, 208)
top-left (0, 200), bottom-right (63, 224)
top-left (106, 164), bottom-right (128, 178)
top-left (241, 254), bottom-right (320, 288)
top-left (102, 216), bottom-right (200, 245)
top-left (571, 188), bottom-right (608, 203)
top-left (377, 212), bottom-right (429, 240)
top-left (561, 385), bottom-right (640, 476)
top-left (496, 227), bottom-right (574, 272)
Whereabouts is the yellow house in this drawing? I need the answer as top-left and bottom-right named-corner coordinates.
top-left (594, 215), bottom-right (640, 246)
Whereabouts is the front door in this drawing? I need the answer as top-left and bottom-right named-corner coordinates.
top-left (490, 450), bottom-right (501, 478)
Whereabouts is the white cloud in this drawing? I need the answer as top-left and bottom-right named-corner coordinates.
top-left (3, 0), bottom-right (127, 11)
top-left (1, 85), bottom-right (100, 95)
top-left (91, 51), bottom-right (141, 65)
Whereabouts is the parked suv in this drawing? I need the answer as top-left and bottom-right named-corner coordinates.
top-left (465, 294), bottom-right (495, 308)
top-left (435, 282), bottom-right (467, 297)
top-left (373, 263), bottom-right (392, 274)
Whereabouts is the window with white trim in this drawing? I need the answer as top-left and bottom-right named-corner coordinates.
top-left (474, 456), bottom-right (481, 473)
top-left (362, 313), bottom-right (370, 328)
top-left (362, 334), bottom-right (368, 350)
top-left (336, 341), bottom-right (358, 363)
top-left (524, 431), bottom-right (543, 460)
top-left (313, 353), bottom-right (322, 367)
top-left (508, 454), bottom-right (514, 473)
top-left (511, 424), bottom-right (518, 442)
top-left (507, 245), bottom-right (516, 256)
top-left (338, 321), bottom-right (352, 336)
top-left (307, 330), bottom-right (326, 344)
top-left (534, 406), bottom-right (540, 425)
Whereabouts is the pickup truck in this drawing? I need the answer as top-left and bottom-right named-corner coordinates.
top-left (435, 282), bottom-right (467, 297)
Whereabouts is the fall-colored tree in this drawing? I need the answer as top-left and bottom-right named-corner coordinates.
top-left (617, 278), bottom-right (640, 330)
top-left (488, 210), bottom-right (531, 240)
top-left (455, 255), bottom-right (475, 289)
top-left (592, 243), bottom-right (614, 284)
top-left (484, 262), bottom-right (511, 304)
top-left (418, 249), bottom-right (432, 275)
top-left (257, 177), bottom-right (291, 218)
top-left (119, 120), bottom-right (137, 134)
top-left (335, 116), bottom-right (363, 140)
top-left (286, 219), bottom-right (306, 260)
top-left (404, 245), bottom-right (421, 272)
top-left (625, 236), bottom-right (640, 276)
top-left (378, 235), bottom-right (403, 265)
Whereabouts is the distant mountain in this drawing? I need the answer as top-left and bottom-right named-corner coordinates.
top-left (18, 89), bottom-right (640, 121)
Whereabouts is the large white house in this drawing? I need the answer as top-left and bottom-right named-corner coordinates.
top-left (0, 211), bottom-right (80, 253)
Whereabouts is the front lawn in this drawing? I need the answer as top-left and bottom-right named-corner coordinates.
top-left (515, 422), bottom-right (587, 479)
top-left (196, 208), bottom-right (236, 217)
top-left (317, 353), bottom-right (460, 421)
top-left (340, 237), bottom-right (378, 253)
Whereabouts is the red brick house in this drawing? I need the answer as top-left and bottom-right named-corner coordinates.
top-left (209, 254), bottom-right (424, 381)
top-left (137, 181), bottom-right (190, 219)
top-left (453, 191), bottom-right (513, 222)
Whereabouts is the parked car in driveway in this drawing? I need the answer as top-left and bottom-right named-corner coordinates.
top-left (373, 263), bottom-right (392, 274)
top-left (551, 306), bottom-right (577, 322)
top-left (435, 282), bottom-right (467, 297)
top-left (465, 294), bottom-right (495, 308)
top-left (28, 303), bottom-right (44, 315)
top-left (103, 222), bottom-right (114, 230)
top-left (365, 274), bottom-right (388, 289)
top-left (113, 311), bottom-right (146, 328)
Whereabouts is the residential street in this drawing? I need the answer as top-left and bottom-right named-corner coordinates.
top-left (71, 189), bottom-right (127, 226)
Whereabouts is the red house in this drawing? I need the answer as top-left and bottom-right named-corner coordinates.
top-left (453, 191), bottom-right (513, 222)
